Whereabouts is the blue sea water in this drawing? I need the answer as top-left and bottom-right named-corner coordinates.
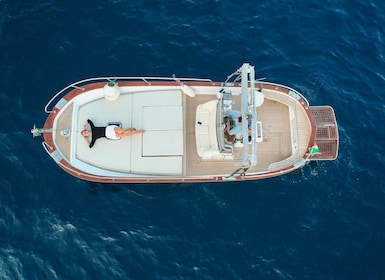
top-left (1, 0), bottom-right (385, 279)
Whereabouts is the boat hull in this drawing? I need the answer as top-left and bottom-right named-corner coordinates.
top-left (34, 66), bottom-right (338, 183)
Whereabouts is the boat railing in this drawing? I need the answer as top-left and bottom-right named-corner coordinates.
top-left (224, 67), bottom-right (309, 106)
top-left (44, 76), bottom-right (213, 113)
top-left (255, 81), bottom-right (309, 106)
top-left (267, 150), bottom-right (302, 171)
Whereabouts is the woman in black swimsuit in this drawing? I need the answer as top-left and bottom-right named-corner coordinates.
top-left (81, 119), bottom-right (144, 148)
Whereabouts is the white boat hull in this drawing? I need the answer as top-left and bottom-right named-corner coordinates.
top-left (33, 64), bottom-right (339, 183)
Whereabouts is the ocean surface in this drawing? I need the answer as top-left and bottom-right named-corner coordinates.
top-left (1, 0), bottom-right (385, 279)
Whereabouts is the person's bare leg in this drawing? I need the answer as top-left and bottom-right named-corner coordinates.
top-left (115, 127), bottom-right (134, 133)
top-left (114, 127), bottom-right (144, 137)
top-left (123, 129), bottom-right (144, 136)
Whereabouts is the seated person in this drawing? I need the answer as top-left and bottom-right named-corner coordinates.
top-left (81, 119), bottom-right (144, 148)
top-left (224, 110), bottom-right (252, 142)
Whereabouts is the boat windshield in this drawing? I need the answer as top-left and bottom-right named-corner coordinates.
top-left (216, 94), bottom-right (233, 154)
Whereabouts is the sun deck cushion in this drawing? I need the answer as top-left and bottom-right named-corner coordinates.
top-left (76, 94), bottom-right (133, 172)
top-left (75, 90), bottom-right (183, 175)
top-left (76, 135), bottom-right (132, 172)
top-left (142, 106), bottom-right (183, 130)
top-left (130, 90), bottom-right (183, 175)
top-left (78, 94), bottom-right (133, 128)
top-left (195, 100), bottom-right (220, 159)
top-left (143, 130), bottom-right (183, 156)
top-left (141, 106), bottom-right (183, 156)
top-left (131, 90), bottom-right (182, 128)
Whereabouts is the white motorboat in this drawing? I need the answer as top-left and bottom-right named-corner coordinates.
top-left (31, 63), bottom-right (339, 183)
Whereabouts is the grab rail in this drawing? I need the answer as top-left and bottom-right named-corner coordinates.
top-left (44, 76), bottom-right (213, 113)
top-left (223, 65), bottom-right (308, 105)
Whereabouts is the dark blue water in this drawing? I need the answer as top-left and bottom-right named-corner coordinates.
top-left (1, 0), bottom-right (385, 279)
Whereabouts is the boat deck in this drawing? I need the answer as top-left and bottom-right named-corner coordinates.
top-left (53, 87), bottom-right (312, 178)
top-left (185, 95), bottom-right (292, 176)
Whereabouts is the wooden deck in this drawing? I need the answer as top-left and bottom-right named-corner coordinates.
top-left (184, 94), bottom-right (292, 176)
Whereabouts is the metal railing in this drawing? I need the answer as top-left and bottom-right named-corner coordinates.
top-left (44, 76), bottom-right (213, 113)
top-left (255, 81), bottom-right (309, 106)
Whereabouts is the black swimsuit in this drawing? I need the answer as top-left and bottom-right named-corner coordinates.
top-left (87, 119), bottom-right (106, 148)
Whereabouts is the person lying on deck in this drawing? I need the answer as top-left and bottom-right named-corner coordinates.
top-left (81, 119), bottom-right (144, 148)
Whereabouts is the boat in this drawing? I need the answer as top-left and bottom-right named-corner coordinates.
top-left (31, 63), bottom-right (339, 183)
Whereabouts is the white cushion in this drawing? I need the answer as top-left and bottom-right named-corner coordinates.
top-left (195, 100), bottom-right (220, 158)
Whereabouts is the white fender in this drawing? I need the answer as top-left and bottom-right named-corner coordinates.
top-left (254, 91), bottom-right (264, 107)
top-left (104, 82), bottom-right (121, 101)
top-left (181, 84), bottom-right (196, 97)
